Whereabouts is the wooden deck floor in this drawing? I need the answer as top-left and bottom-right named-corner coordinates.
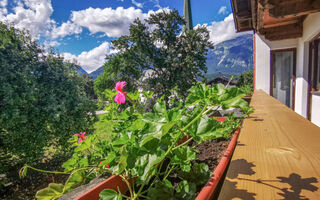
top-left (218, 90), bottom-right (320, 200)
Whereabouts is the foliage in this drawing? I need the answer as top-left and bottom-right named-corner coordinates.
top-left (0, 23), bottom-right (97, 171)
top-left (236, 70), bottom-right (253, 95)
top-left (22, 82), bottom-right (253, 200)
top-left (94, 10), bottom-right (213, 101)
top-left (81, 73), bottom-right (97, 100)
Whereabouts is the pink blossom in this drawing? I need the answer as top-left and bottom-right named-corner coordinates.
top-left (114, 81), bottom-right (126, 104)
top-left (115, 81), bottom-right (126, 92)
top-left (74, 132), bottom-right (87, 143)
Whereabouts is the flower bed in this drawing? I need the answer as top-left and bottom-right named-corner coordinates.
top-left (21, 82), bottom-right (252, 200)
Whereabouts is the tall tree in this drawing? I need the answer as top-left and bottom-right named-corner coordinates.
top-left (95, 10), bottom-right (213, 100)
top-left (0, 23), bottom-right (97, 168)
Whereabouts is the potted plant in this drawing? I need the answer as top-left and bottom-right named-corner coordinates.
top-left (21, 82), bottom-right (252, 200)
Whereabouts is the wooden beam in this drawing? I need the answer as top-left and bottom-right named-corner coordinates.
top-left (267, 0), bottom-right (320, 18)
top-left (256, 1), bottom-right (265, 33)
top-left (263, 18), bottom-right (300, 29)
top-left (263, 21), bottom-right (303, 40)
top-left (250, 0), bottom-right (257, 30)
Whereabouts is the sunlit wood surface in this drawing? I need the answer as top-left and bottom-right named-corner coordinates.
top-left (218, 90), bottom-right (320, 200)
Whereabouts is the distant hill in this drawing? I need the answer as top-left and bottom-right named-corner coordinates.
top-left (204, 34), bottom-right (253, 80)
top-left (88, 66), bottom-right (104, 80)
top-left (77, 66), bottom-right (88, 75)
top-left (79, 34), bottom-right (253, 81)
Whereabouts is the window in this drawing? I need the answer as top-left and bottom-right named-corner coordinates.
top-left (310, 39), bottom-right (320, 92)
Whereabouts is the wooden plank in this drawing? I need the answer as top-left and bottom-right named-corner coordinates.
top-left (268, 0), bottom-right (320, 18)
top-left (218, 90), bottom-right (320, 200)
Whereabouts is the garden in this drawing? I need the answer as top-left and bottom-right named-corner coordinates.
top-left (0, 10), bottom-right (253, 200)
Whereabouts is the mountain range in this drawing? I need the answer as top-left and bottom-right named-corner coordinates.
top-left (78, 34), bottom-right (253, 81)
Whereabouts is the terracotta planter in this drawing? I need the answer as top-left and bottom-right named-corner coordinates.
top-left (74, 117), bottom-right (239, 200)
top-left (242, 94), bottom-right (252, 104)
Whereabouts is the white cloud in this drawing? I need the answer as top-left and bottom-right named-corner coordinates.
top-left (62, 42), bottom-right (117, 73)
top-left (70, 7), bottom-right (167, 38)
top-left (0, 0), bottom-right (7, 7)
top-left (50, 21), bottom-right (82, 39)
top-left (218, 6), bottom-right (227, 15)
top-left (204, 14), bottom-right (252, 44)
top-left (0, 0), bottom-right (54, 38)
top-left (132, 0), bottom-right (143, 8)
top-left (43, 40), bottom-right (61, 48)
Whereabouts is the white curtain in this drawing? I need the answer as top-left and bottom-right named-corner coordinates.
top-left (273, 51), bottom-right (294, 108)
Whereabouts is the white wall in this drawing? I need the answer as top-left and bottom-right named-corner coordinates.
top-left (301, 12), bottom-right (320, 126)
top-left (311, 94), bottom-right (320, 127)
top-left (255, 34), bottom-right (271, 94)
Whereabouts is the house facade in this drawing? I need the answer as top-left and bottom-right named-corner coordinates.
top-left (231, 0), bottom-right (320, 127)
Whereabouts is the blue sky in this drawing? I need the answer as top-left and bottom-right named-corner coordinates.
top-left (0, 0), bottom-right (249, 73)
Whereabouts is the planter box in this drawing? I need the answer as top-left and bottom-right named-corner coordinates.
top-left (74, 117), bottom-right (240, 200)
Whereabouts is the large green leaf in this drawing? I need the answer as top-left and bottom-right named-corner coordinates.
top-left (99, 189), bottom-right (122, 200)
top-left (63, 169), bottom-right (86, 193)
top-left (36, 183), bottom-right (64, 200)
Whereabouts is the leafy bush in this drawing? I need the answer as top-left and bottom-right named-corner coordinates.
top-left (0, 23), bottom-right (97, 170)
top-left (22, 82), bottom-right (253, 200)
top-left (236, 70), bottom-right (253, 95)
top-left (94, 10), bottom-right (213, 102)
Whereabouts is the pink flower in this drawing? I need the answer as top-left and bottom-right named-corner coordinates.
top-left (114, 81), bottom-right (126, 104)
top-left (74, 132), bottom-right (87, 143)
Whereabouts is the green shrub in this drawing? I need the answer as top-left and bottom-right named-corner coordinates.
top-left (237, 70), bottom-right (253, 95)
top-left (0, 23), bottom-right (97, 170)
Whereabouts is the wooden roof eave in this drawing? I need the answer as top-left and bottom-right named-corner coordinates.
top-left (230, 0), bottom-right (254, 32)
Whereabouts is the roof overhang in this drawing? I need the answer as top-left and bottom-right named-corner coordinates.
top-left (231, 0), bottom-right (320, 40)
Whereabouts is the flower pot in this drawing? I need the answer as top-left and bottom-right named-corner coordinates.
top-left (242, 94), bottom-right (252, 104)
top-left (195, 127), bottom-right (240, 200)
top-left (74, 117), bottom-right (239, 200)
top-left (74, 175), bottom-right (130, 200)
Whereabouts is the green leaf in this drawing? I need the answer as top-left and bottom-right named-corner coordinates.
top-left (36, 183), bottom-right (64, 200)
top-left (116, 147), bottom-right (128, 174)
top-left (79, 156), bottom-right (89, 168)
top-left (62, 155), bottom-right (79, 172)
top-left (144, 91), bottom-right (154, 98)
top-left (171, 146), bottom-right (197, 172)
top-left (139, 151), bottom-right (165, 181)
top-left (99, 189), bottom-right (121, 200)
top-left (19, 165), bottom-right (28, 178)
top-left (74, 141), bottom-right (90, 152)
top-left (176, 180), bottom-right (197, 200)
top-left (128, 119), bottom-right (145, 131)
top-left (154, 102), bottom-right (166, 115)
top-left (178, 163), bottom-right (210, 186)
top-left (112, 135), bottom-right (129, 147)
top-left (161, 122), bottom-right (175, 136)
top-left (49, 183), bottom-right (64, 194)
top-left (147, 181), bottom-right (175, 200)
top-left (142, 112), bottom-right (166, 123)
top-left (63, 169), bottom-right (86, 193)
top-left (100, 152), bottom-right (117, 167)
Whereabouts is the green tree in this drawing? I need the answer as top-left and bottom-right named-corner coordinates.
top-left (0, 23), bottom-right (97, 170)
top-left (94, 10), bottom-right (213, 100)
top-left (236, 70), bottom-right (254, 94)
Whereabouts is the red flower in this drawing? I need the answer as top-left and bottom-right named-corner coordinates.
top-left (74, 132), bottom-right (86, 143)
